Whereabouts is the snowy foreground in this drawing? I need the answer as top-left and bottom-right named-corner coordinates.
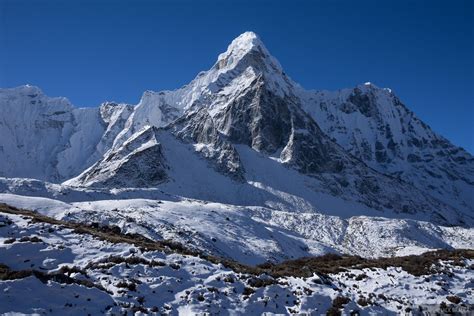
top-left (1, 204), bottom-right (473, 315)
top-left (1, 191), bottom-right (473, 266)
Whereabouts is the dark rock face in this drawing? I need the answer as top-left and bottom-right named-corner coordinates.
top-left (375, 141), bottom-right (388, 163)
top-left (347, 88), bottom-right (378, 117)
top-left (3, 34), bottom-right (471, 227)
top-left (214, 77), bottom-right (292, 154)
top-left (207, 78), bottom-right (467, 225)
top-left (98, 143), bottom-right (168, 187)
top-left (307, 84), bottom-right (474, 216)
top-left (169, 108), bottom-right (245, 182)
top-left (280, 127), bottom-right (344, 174)
top-left (172, 107), bottom-right (223, 144)
top-left (214, 77), bottom-right (346, 174)
top-left (72, 126), bottom-right (168, 187)
top-left (158, 101), bottom-right (180, 124)
top-left (279, 108), bottom-right (346, 174)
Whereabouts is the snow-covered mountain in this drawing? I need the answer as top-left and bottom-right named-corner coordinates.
top-left (0, 86), bottom-right (134, 182)
top-left (0, 31), bottom-right (473, 264)
top-left (301, 83), bottom-right (474, 217)
top-left (65, 126), bottom-right (168, 188)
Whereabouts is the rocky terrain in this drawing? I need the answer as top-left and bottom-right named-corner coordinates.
top-left (1, 204), bottom-right (472, 315)
top-left (0, 32), bottom-right (473, 314)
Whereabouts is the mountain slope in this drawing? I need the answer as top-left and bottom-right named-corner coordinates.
top-left (66, 126), bottom-right (168, 187)
top-left (0, 31), bottom-right (473, 258)
top-left (1, 204), bottom-right (472, 315)
top-left (0, 85), bottom-right (99, 181)
top-left (0, 86), bottom-right (136, 182)
top-left (300, 83), bottom-right (474, 216)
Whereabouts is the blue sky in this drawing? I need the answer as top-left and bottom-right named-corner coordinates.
top-left (1, 0), bottom-right (473, 152)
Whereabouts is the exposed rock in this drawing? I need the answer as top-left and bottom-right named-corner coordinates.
top-left (66, 126), bottom-right (168, 187)
top-left (168, 108), bottom-right (245, 181)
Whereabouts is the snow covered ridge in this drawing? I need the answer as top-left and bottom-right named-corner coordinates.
top-left (1, 191), bottom-right (473, 266)
top-left (1, 204), bottom-right (473, 315)
top-left (64, 126), bottom-right (169, 187)
top-left (0, 31), bottom-right (473, 259)
top-left (301, 83), bottom-right (474, 216)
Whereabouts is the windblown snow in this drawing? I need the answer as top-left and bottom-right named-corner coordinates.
top-left (0, 31), bottom-right (473, 315)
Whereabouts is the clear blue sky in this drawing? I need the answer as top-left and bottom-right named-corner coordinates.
top-left (1, 0), bottom-right (473, 153)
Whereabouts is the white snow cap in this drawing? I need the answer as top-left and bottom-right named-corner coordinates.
top-left (357, 82), bottom-right (393, 94)
top-left (229, 31), bottom-right (264, 50)
top-left (212, 31), bottom-right (294, 96)
top-left (218, 31), bottom-right (266, 61)
top-left (357, 82), bottom-right (382, 92)
top-left (362, 82), bottom-right (381, 89)
top-left (216, 31), bottom-right (283, 72)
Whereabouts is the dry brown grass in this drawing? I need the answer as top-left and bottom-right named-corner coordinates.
top-left (252, 249), bottom-right (473, 278)
top-left (0, 263), bottom-right (107, 292)
top-left (446, 295), bottom-right (461, 304)
top-left (1, 203), bottom-right (472, 280)
top-left (326, 295), bottom-right (351, 316)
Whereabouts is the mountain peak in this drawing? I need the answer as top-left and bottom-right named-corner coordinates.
top-left (216, 31), bottom-right (276, 70)
top-left (354, 82), bottom-right (394, 95)
top-left (0, 84), bottom-right (44, 97)
top-left (228, 31), bottom-right (263, 51)
top-left (209, 31), bottom-right (297, 98)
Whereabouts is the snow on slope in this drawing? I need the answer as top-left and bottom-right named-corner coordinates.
top-left (1, 209), bottom-right (473, 315)
top-left (108, 31), bottom-right (292, 148)
top-left (0, 31), bottom-right (473, 266)
top-left (1, 192), bottom-right (472, 265)
top-left (1, 31), bottom-right (474, 314)
top-left (65, 126), bottom-right (168, 187)
top-left (53, 32), bottom-right (471, 226)
top-left (0, 85), bottom-right (98, 181)
top-left (0, 86), bottom-right (135, 181)
top-left (300, 83), bottom-right (474, 217)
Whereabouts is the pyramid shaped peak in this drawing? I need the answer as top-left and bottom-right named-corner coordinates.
top-left (231, 31), bottom-right (262, 47)
top-left (217, 31), bottom-right (271, 67)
